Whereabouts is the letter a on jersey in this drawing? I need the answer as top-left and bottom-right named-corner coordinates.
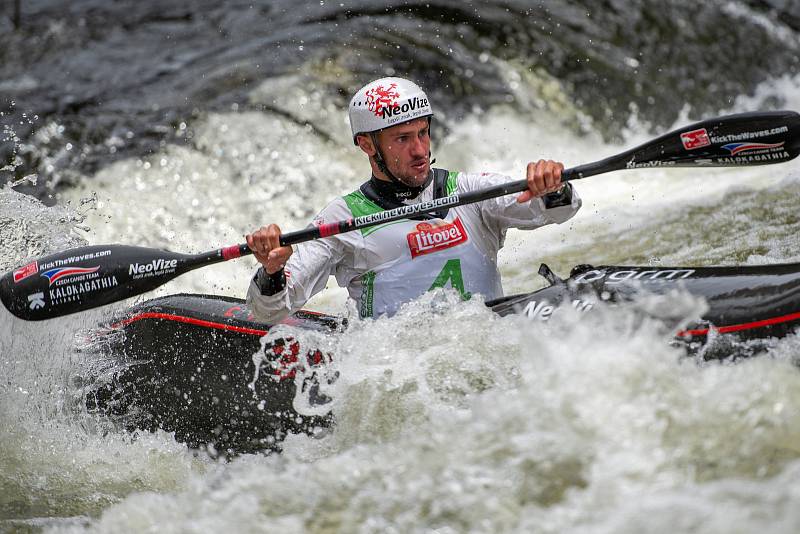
top-left (429, 259), bottom-right (471, 300)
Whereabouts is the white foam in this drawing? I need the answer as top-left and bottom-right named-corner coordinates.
top-left (10, 68), bottom-right (800, 534)
top-left (51, 291), bottom-right (800, 533)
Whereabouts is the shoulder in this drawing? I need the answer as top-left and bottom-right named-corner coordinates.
top-left (312, 196), bottom-right (351, 226)
top-left (445, 170), bottom-right (512, 193)
top-left (339, 188), bottom-right (384, 218)
top-left (311, 187), bottom-right (385, 225)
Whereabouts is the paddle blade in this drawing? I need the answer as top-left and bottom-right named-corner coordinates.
top-left (626, 110), bottom-right (800, 169)
top-left (0, 245), bottom-right (194, 321)
top-left (566, 110), bottom-right (800, 181)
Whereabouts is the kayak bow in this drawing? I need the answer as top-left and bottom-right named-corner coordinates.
top-left (83, 260), bottom-right (800, 455)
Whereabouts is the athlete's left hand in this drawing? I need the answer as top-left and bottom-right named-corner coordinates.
top-left (517, 159), bottom-right (564, 203)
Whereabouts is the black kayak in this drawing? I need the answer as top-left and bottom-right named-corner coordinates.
top-left (83, 262), bottom-right (800, 455)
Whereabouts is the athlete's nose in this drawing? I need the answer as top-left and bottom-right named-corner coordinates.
top-left (411, 134), bottom-right (428, 158)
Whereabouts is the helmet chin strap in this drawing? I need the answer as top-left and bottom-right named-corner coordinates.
top-left (369, 132), bottom-right (401, 184)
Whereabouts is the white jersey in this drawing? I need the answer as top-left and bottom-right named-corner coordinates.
top-left (247, 170), bottom-right (581, 322)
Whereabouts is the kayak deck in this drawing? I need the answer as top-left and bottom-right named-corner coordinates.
top-left (82, 262), bottom-right (800, 455)
top-left (84, 294), bottom-right (340, 456)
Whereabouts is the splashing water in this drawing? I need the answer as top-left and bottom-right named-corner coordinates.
top-left (37, 290), bottom-right (800, 533)
top-left (2, 3), bottom-right (800, 532)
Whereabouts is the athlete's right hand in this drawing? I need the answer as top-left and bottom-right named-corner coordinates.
top-left (246, 224), bottom-right (293, 274)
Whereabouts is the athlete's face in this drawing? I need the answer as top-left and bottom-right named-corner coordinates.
top-left (375, 118), bottom-right (431, 187)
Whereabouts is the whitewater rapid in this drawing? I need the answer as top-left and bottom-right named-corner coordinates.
top-left (53, 73), bottom-right (800, 302)
top-left (2, 49), bottom-right (800, 534)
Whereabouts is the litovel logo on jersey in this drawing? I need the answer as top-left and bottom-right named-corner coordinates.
top-left (407, 218), bottom-right (468, 259)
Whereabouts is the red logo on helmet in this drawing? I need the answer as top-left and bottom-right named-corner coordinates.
top-left (365, 83), bottom-right (400, 118)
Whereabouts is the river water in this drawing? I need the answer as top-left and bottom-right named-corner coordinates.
top-left (2, 1), bottom-right (800, 532)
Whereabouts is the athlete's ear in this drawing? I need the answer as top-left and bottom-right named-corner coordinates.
top-left (356, 134), bottom-right (376, 157)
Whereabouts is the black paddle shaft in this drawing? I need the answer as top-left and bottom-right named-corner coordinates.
top-left (2, 110), bottom-right (799, 320)
top-left (277, 110), bottom-right (800, 245)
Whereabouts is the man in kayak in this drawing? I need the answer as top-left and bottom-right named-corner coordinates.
top-left (246, 77), bottom-right (581, 321)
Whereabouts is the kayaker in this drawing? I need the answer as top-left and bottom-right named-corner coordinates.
top-left (246, 77), bottom-right (582, 321)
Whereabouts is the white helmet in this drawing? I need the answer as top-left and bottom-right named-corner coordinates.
top-left (348, 77), bottom-right (433, 144)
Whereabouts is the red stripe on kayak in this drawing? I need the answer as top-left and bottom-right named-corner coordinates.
top-left (111, 309), bottom-right (800, 340)
top-left (677, 311), bottom-right (800, 338)
top-left (112, 312), bottom-right (269, 336)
